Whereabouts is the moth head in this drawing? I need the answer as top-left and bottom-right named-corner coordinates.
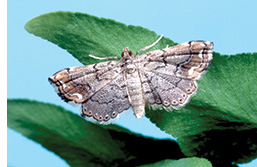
top-left (121, 47), bottom-right (133, 60)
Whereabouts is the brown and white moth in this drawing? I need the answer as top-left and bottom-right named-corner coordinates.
top-left (49, 35), bottom-right (213, 122)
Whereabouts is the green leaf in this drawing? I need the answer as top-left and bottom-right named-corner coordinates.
top-left (7, 99), bottom-right (185, 167)
top-left (25, 11), bottom-right (175, 65)
top-left (140, 157), bottom-right (212, 167)
top-left (25, 11), bottom-right (257, 166)
top-left (147, 52), bottom-right (257, 167)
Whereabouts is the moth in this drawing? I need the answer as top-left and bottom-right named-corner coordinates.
top-left (49, 35), bottom-right (213, 122)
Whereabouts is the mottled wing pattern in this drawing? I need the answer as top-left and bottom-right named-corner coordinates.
top-left (49, 40), bottom-right (213, 121)
top-left (81, 74), bottom-right (130, 122)
top-left (137, 41), bottom-right (213, 110)
top-left (140, 70), bottom-right (197, 110)
top-left (49, 60), bottom-right (131, 121)
top-left (49, 61), bottom-right (122, 104)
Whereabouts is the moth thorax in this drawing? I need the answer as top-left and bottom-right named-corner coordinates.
top-left (125, 60), bottom-right (136, 73)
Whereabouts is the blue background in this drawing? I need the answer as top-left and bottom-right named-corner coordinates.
top-left (8, 0), bottom-right (257, 166)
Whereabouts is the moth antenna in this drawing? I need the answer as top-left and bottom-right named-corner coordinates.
top-left (136, 35), bottom-right (164, 56)
top-left (89, 54), bottom-right (120, 60)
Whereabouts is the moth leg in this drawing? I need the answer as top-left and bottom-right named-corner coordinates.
top-left (135, 35), bottom-right (163, 56)
top-left (89, 54), bottom-right (120, 60)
